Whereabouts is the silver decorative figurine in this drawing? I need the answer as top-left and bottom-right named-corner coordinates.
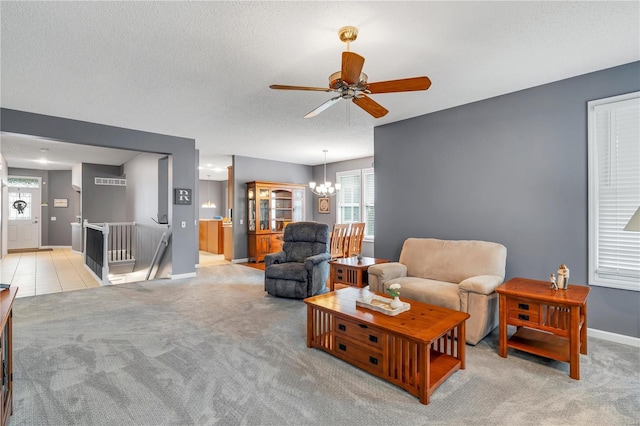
top-left (550, 273), bottom-right (558, 290)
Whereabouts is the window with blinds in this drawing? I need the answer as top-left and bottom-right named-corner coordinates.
top-left (337, 168), bottom-right (375, 240)
top-left (588, 92), bottom-right (640, 292)
top-left (363, 169), bottom-right (374, 238)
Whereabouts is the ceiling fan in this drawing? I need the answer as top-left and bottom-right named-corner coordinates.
top-left (270, 26), bottom-right (431, 119)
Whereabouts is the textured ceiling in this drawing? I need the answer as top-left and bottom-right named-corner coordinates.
top-left (0, 133), bottom-right (141, 170)
top-left (1, 1), bottom-right (639, 181)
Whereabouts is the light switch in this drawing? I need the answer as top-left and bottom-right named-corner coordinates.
top-left (51, 217), bottom-right (56, 221)
top-left (181, 221), bottom-right (186, 228)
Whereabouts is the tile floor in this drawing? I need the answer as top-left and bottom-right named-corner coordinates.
top-left (1, 248), bottom-right (100, 298)
top-left (1, 248), bottom-right (232, 299)
top-left (198, 251), bottom-right (229, 267)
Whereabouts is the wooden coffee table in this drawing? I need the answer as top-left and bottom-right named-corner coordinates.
top-left (304, 287), bottom-right (470, 404)
top-left (329, 257), bottom-right (389, 291)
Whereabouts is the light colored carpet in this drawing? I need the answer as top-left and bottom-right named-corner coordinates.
top-left (9, 264), bottom-right (640, 425)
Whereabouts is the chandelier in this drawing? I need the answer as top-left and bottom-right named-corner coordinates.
top-left (309, 150), bottom-right (341, 197)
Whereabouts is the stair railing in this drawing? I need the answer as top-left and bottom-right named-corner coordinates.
top-left (84, 221), bottom-right (136, 285)
top-left (84, 221), bottom-right (109, 285)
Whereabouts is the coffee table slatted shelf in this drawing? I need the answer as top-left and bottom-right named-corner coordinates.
top-left (304, 287), bottom-right (470, 404)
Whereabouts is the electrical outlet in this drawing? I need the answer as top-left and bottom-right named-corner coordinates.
top-left (181, 221), bottom-right (186, 228)
top-left (51, 217), bottom-right (56, 221)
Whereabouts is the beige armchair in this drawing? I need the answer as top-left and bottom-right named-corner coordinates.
top-left (368, 238), bottom-right (507, 345)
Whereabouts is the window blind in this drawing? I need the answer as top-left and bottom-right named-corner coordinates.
top-left (337, 171), bottom-right (361, 224)
top-left (589, 93), bottom-right (640, 291)
top-left (336, 168), bottom-right (375, 240)
top-left (363, 169), bottom-right (375, 238)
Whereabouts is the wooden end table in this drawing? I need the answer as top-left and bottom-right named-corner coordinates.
top-left (304, 287), bottom-right (469, 404)
top-left (329, 257), bottom-right (389, 291)
top-left (496, 277), bottom-right (590, 380)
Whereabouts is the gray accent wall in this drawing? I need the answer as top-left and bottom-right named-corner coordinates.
top-left (374, 61), bottom-right (640, 338)
top-left (47, 170), bottom-right (75, 246)
top-left (1, 108), bottom-right (197, 276)
top-left (82, 163), bottom-right (126, 224)
top-left (232, 155), bottom-right (313, 260)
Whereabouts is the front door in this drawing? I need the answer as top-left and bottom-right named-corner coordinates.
top-left (8, 182), bottom-right (41, 250)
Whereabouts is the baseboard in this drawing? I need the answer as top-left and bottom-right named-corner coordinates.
top-left (588, 328), bottom-right (640, 347)
top-left (8, 247), bottom-right (53, 253)
top-left (41, 245), bottom-right (71, 249)
top-left (170, 272), bottom-right (197, 280)
top-left (232, 258), bottom-right (249, 264)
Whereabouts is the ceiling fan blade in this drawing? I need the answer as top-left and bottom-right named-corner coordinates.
top-left (352, 95), bottom-right (389, 118)
top-left (341, 51), bottom-right (365, 85)
top-left (270, 84), bottom-right (332, 92)
top-left (304, 96), bottom-right (342, 118)
top-left (366, 76), bottom-right (431, 94)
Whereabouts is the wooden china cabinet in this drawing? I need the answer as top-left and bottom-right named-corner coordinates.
top-left (246, 181), bottom-right (305, 262)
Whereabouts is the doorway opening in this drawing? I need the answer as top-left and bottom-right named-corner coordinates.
top-left (7, 176), bottom-right (41, 251)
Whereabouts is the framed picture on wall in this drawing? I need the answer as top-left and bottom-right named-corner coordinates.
top-left (53, 198), bottom-right (68, 208)
top-left (318, 197), bottom-right (330, 214)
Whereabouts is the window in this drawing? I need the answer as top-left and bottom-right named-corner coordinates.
top-left (337, 168), bottom-right (374, 240)
top-left (8, 177), bottom-right (40, 221)
top-left (588, 92), bottom-right (640, 292)
top-left (9, 192), bottom-right (32, 221)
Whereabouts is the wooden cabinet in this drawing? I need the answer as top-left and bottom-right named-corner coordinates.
top-left (223, 223), bottom-right (233, 261)
top-left (199, 220), bottom-right (223, 254)
top-left (0, 287), bottom-right (17, 426)
top-left (246, 181), bottom-right (305, 262)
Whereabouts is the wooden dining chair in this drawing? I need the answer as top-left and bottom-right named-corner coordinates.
top-left (346, 222), bottom-right (365, 257)
top-left (330, 223), bottom-right (350, 259)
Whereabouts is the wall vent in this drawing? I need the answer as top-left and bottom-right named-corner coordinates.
top-left (95, 177), bottom-right (127, 186)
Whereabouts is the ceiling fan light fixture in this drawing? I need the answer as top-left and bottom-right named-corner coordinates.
top-left (329, 71), bottom-right (368, 90)
top-left (338, 26), bottom-right (358, 44)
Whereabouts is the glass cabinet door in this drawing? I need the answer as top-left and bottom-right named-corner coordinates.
top-left (292, 188), bottom-right (304, 222)
top-left (248, 188), bottom-right (256, 231)
top-left (271, 189), bottom-right (293, 232)
top-left (259, 188), bottom-right (270, 231)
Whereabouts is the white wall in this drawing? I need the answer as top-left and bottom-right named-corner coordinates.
top-left (0, 153), bottom-right (7, 257)
top-left (124, 153), bottom-right (163, 226)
